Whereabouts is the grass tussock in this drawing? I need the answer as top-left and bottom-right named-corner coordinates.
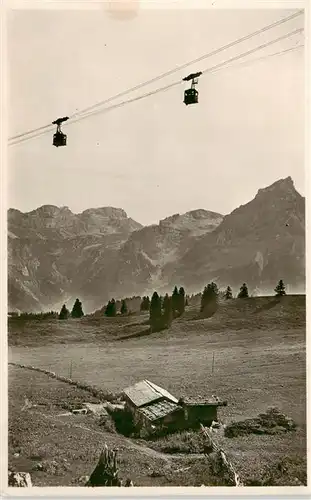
top-left (149, 430), bottom-right (206, 454)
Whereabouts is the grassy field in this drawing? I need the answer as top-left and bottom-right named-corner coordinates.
top-left (8, 295), bottom-right (306, 486)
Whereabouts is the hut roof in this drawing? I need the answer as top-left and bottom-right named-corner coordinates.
top-left (139, 399), bottom-right (180, 422)
top-left (182, 396), bottom-right (227, 407)
top-left (123, 380), bottom-right (178, 408)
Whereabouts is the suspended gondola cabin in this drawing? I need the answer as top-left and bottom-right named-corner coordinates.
top-left (183, 72), bottom-right (202, 106)
top-left (52, 116), bottom-right (69, 147)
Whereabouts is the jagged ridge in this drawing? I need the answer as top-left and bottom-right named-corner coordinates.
top-left (7, 177), bottom-right (305, 312)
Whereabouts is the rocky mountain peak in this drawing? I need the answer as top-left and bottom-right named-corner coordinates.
top-left (255, 176), bottom-right (299, 200)
top-left (7, 177), bottom-right (305, 312)
top-left (81, 207), bottom-right (128, 219)
top-left (28, 205), bottom-right (73, 217)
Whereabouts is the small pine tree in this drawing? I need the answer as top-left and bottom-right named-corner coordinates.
top-left (172, 286), bottom-right (179, 316)
top-left (105, 298), bottom-right (117, 317)
top-left (200, 282), bottom-right (219, 312)
top-left (162, 293), bottom-right (170, 311)
top-left (200, 286), bottom-right (208, 312)
top-left (178, 287), bottom-right (186, 315)
top-left (111, 299), bottom-right (116, 316)
top-left (275, 279), bottom-right (286, 297)
top-left (159, 295), bottom-right (164, 310)
top-left (238, 283), bottom-right (249, 299)
top-left (120, 299), bottom-right (128, 315)
top-left (210, 282), bottom-right (219, 296)
top-left (71, 298), bottom-right (84, 318)
top-left (149, 292), bottom-right (162, 332)
top-left (59, 304), bottom-right (69, 320)
top-left (140, 296), bottom-right (147, 311)
top-left (105, 300), bottom-right (111, 316)
top-left (162, 294), bottom-right (173, 328)
top-left (225, 286), bottom-right (233, 300)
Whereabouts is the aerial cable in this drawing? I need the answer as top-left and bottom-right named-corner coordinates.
top-left (8, 9), bottom-right (303, 143)
top-left (9, 82), bottom-right (181, 146)
top-left (200, 27), bottom-right (303, 76)
top-left (9, 30), bottom-right (303, 147)
top-left (69, 9), bottom-right (304, 119)
top-left (9, 28), bottom-right (304, 147)
top-left (211, 43), bottom-right (303, 74)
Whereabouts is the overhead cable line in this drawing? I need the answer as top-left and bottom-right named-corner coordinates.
top-left (200, 27), bottom-right (303, 76)
top-left (8, 9), bottom-right (303, 143)
top-left (9, 28), bottom-right (304, 147)
top-left (211, 43), bottom-right (303, 73)
top-left (69, 9), bottom-right (304, 119)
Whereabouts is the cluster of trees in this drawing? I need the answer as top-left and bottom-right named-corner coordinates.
top-left (199, 279), bottom-right (286, 315)
top-left (104, 298), bottom-right (128, 317)
top-left (149, 292), bottom-right (172, 332)
top-left (172, 286), bottom-right (186, 316)
top-left (140, 296), bottom-right (150, 311)
top-left (55, 279), bottom-right (287, 323)
top-left (10, 311), bottom-right (58, 320)
top-left (201, 282), bottom-right (219, 313)
top-left (59, 298), bottom-right (84, 320)
top-left (12, 279), bottom-right (288, 323)
top-left (148, 286), bottom-right (187, 332)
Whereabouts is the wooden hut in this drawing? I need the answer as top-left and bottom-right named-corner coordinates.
top-left (123, 380), bottom-right (227, 436)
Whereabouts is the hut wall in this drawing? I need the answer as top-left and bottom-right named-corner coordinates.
top-left (184, 405), bottom-right (218, 427)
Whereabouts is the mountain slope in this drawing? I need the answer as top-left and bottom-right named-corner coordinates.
top-left (8, 207), bottom-right (223, 312)
top-left (172, 176), bottom-right (305, 294)
top-left (8, 206), bottom-right (143, 312)
top-left (8, 177), bottom-right (305, 312)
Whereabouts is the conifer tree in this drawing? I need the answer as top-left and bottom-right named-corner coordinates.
top-left (275, 279), bottom-right (286, 297)
top-left (105, 300), bottom-right (111, 316)
top-left (162, 293), bottom-right (170, 311)
top-left (210, 282), bottom-right (219, 296)
top-left (59, 304), bottom-right (69, 320)
top-left (140, 296), bottom-right (149, 311)
top-left (105, 298), bottom-right (117, 317)
top-left (237, 283), bottom-right (249, 299)
top-left (149, 292), bottom-right (162, 331)
top-left (162, 294), bottom-right (173, 328)
top-left (120, 299), bottom-right (128, 315)
top-left (146, 296), bottom-right (150, 310)
top-left (71, 298), bottom-right (84, 318)
top-left (172, 286), bottom-right (180, 317)
top-left (178, 287), bottom-right (186, 315)
top-left (110, 299), bottom-right (117, 317)
top-left (200, 282), bottom-right (219, 312)
top-left (225, 286), bottom-right (233, 300)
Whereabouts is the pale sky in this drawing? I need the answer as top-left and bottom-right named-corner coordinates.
top-left (8, 7), bottom-right (305, 225)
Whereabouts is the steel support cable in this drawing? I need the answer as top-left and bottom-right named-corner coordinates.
top-left (8, 9), bottom-right (303, 143)
top-left (9, 28), bottom-right (304, 147)
top-left (68, 9), bottom-right (304, 119)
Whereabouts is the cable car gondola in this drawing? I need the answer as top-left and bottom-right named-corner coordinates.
top-left (182, 72), bottom-right (202, 105)
top-left (52, 116), bottom-right (69, 147)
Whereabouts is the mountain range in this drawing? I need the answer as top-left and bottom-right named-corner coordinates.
top-left (8, 176), bottom-right (305, 313)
